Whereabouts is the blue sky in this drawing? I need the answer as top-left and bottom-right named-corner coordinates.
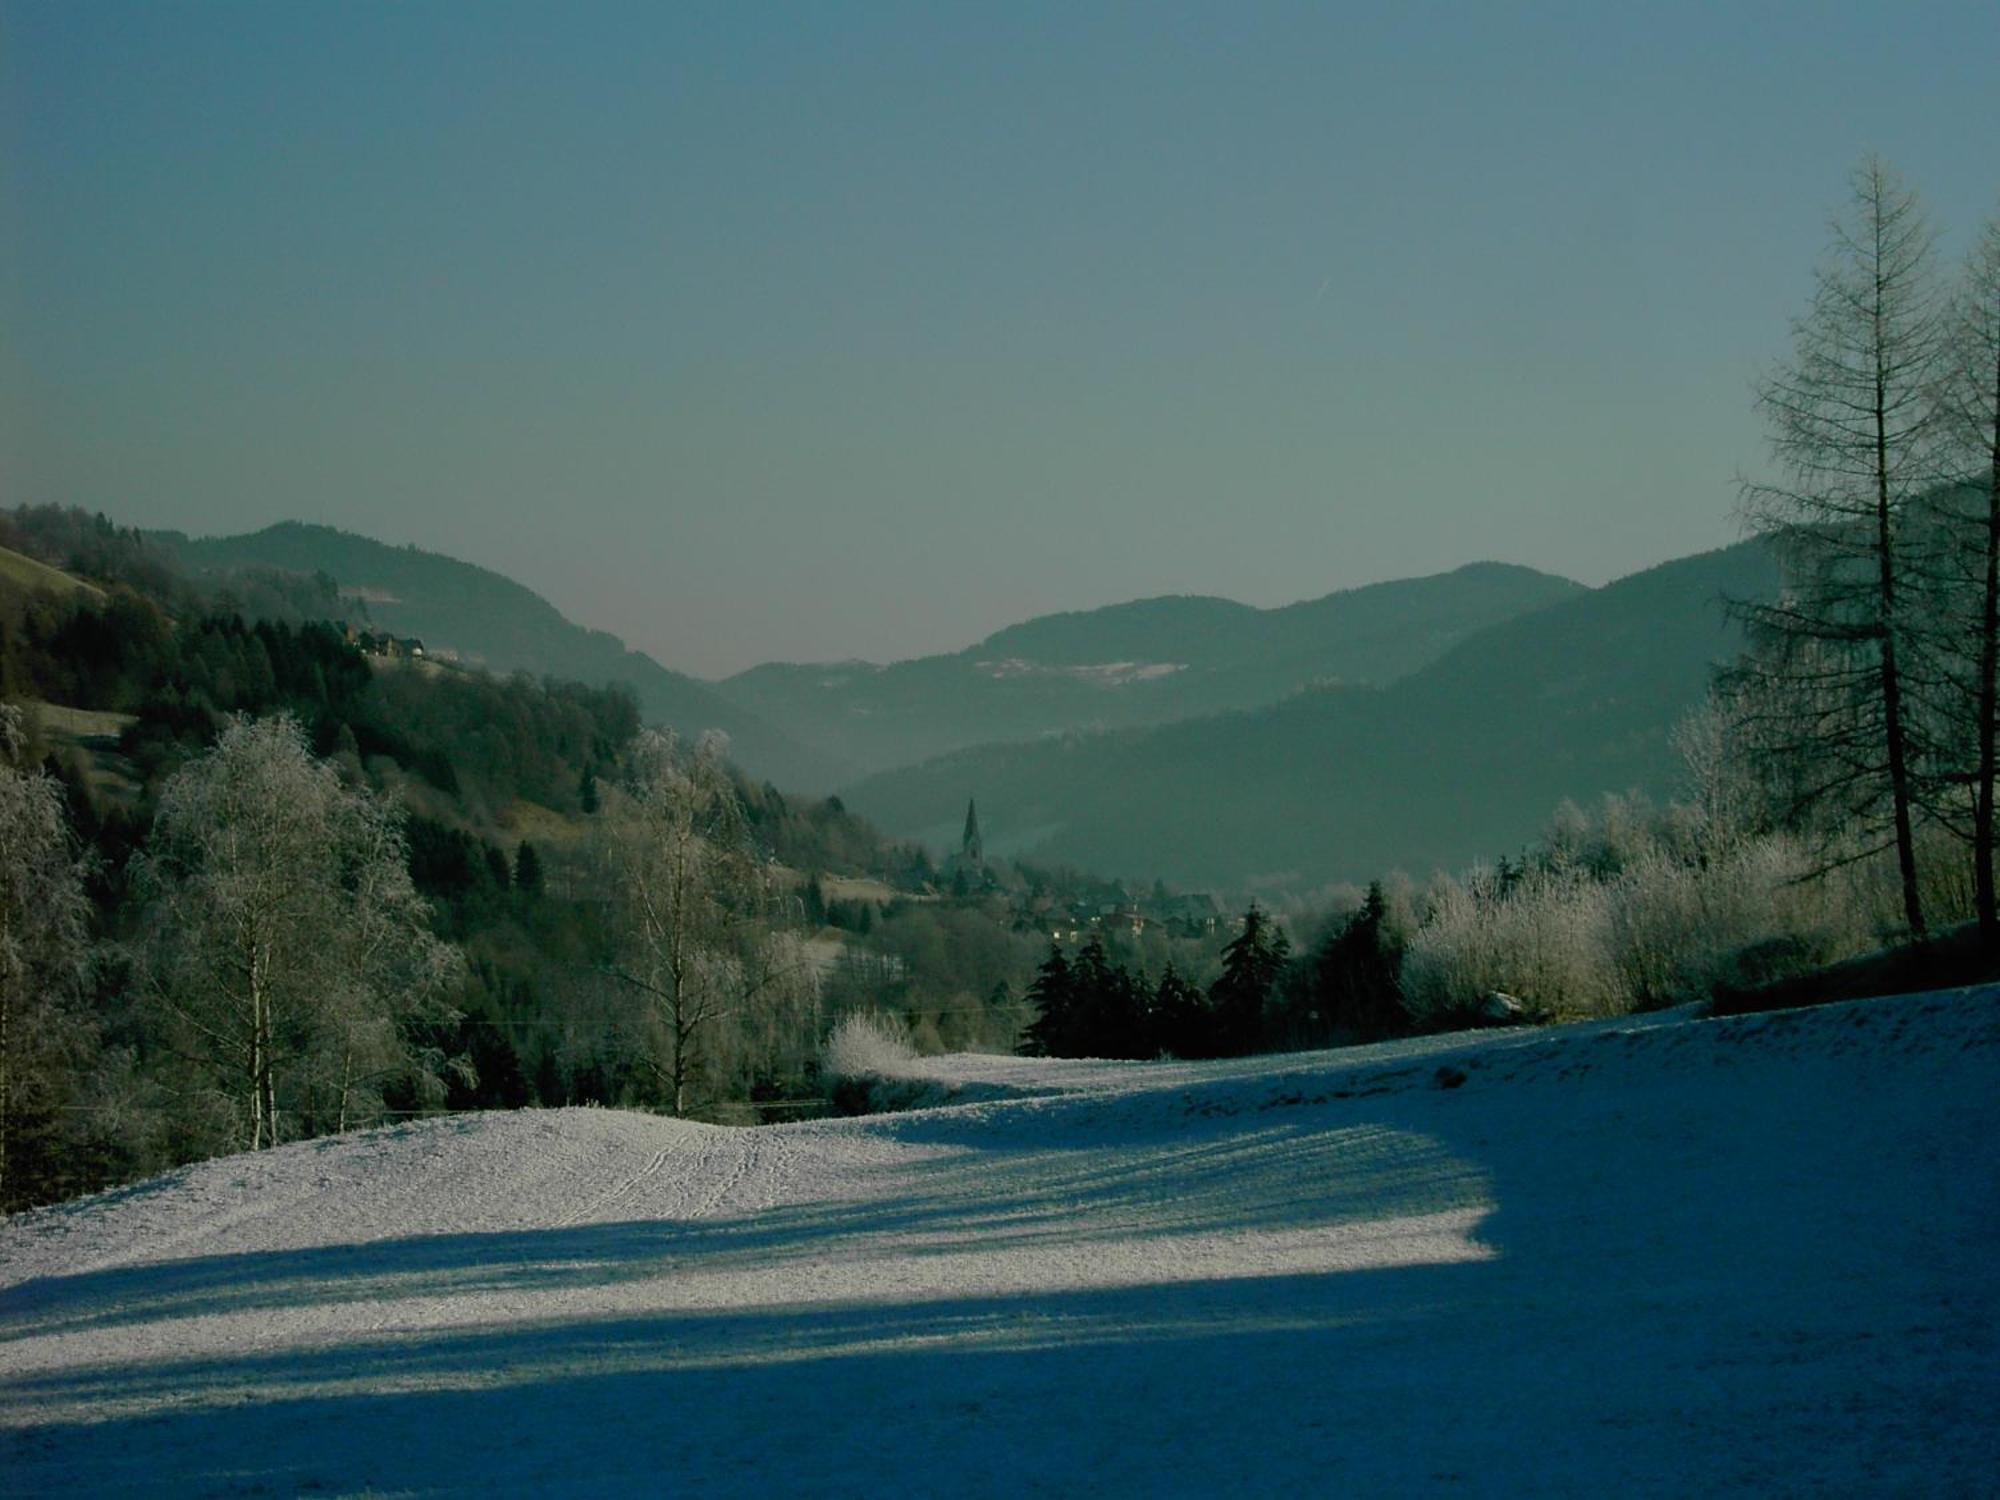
top-left (3, 2), bottom-right (1995, 675)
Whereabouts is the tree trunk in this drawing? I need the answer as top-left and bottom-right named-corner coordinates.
top-left (337, 1046), bottom-right (354, 1135)
top-left (249, 936), bottom-right (277, 1150)
top-left (248, 983), bottom-right (264, 1151)
top-left (1875, 303), bottom-right (1926, 940)
top-left (671, 1004), bottom-right (690, 1118)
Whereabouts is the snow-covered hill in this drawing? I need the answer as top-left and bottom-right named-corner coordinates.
top-left (4, 989), bottom-right (1996, 1496)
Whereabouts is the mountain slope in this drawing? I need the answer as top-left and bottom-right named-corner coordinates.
top-left (0, 543), bottom-right (106, 606)
top-left (159, 523), bottom-right (855, 791)
top-left (841, 541), bottom-right (1780, 887)
top-left (718, 563), bottom-right (1584, 776)
top-left (4, 985), bottom-right (1992, 1495)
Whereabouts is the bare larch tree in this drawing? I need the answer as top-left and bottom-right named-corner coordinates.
top-left (1920, 212), bottom-right (2000, 943)
top-left (1737, 156), bottom-right (1946, 938)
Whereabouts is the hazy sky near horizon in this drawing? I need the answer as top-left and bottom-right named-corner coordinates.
top-left (3, 3), bottom-right (1995, 677)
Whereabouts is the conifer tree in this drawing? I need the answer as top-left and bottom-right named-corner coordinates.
top-left (1307, 883), bottom-right (1409, 1041)
top-left (1021, 940), bottom-right (1076, 1057)
top-left (1063, 932), bottom-right (1151, 1058)
top-left (1152, 962), bottom-right (1209, 1059)
top-left (1208, 906), bottom-right (1289, 1056)
top-left (513, 840), bottom-right (544, 896)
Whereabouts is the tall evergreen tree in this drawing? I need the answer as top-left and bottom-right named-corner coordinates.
top-left (1306, 883), bottom-right (1409, 1042)
top-left (1152, 961), bottom-right (1210, 1060)
top-left (1064, 932), bottom-right (1151, 1058)
top-left (513, 840), bottom-right (544, 896)
top-left (1208, 906), bottom-right (1290, 1056)
top-left (1021, 940), bottom-right (1076, 1057)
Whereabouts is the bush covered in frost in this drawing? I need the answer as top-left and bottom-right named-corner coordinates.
top-left (819, 1010), bottom-right (919, 1084)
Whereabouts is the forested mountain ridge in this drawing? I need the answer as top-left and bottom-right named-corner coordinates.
top-left (158, 522), bottom-right (855, 792)
top-left (841, 541), bottom-right (1782, 889)
top-left (717, 562), bottom-right (1584, 776)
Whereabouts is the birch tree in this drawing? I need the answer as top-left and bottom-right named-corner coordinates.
top-left (137, 715), bottom-right (462, 1150)
top-left (0, 705), bottom-right (91, 1206)
top-left (597, 731), bottom-right (806, 1117)
top-left (1737, 157), bottom-right (1946, 938)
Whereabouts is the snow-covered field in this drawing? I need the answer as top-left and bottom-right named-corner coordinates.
top-left (4, 990), bottom-right (1996, 1497)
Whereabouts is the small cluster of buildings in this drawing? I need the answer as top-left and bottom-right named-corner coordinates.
top-left (341, 624), bottom-right (428, 660)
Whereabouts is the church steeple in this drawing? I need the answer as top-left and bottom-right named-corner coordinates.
top-left (961, 798), bottom-right (984, 865)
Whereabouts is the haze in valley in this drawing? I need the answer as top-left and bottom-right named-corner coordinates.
top-left (4, 1), bottom-right (1995, 675)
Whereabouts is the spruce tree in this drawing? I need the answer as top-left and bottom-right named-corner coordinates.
top-left (1208, 906), bottom-right (1290, 1057)
top-left (1307, 883), bottom-right (1408, 1042)
top-left (1066, 933), bottom-right (1150, 1058)
top-left (1021, 941), bottom-right (1076, 1057)
top-left (1152, 962), bottom-right (1209, 1059)
top-left (513, 840), bottom-right (543, 896)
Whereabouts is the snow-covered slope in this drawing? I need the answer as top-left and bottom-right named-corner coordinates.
top-left (4, 989), bottom-right (1996, 1496)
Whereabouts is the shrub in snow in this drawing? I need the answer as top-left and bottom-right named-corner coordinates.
top-left (1401, 866), bottom-right (1618, 1026)
top-left (1605, 836), bottom-right (1829, 1006)
top-left (820, 1011), bottom-right (969, 1116)
top-left (820, 1011), bottom-right (918, 1083)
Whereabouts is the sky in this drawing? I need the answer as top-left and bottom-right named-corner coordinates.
top-left (2, 3), bottom-right (1995, 678)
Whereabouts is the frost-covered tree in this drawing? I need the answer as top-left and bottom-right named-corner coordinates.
top-left (0, 705), bottom-right (91, 1204)
top-left (596, 731), bottom-right (806, 1116)
top-left (1737, 157), bottom-right (1947, 938)
top-left (136, 714), bottom-right (463, 1151)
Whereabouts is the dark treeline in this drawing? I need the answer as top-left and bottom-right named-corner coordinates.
top-left (1024, 909), bottom-right (1292, 1060)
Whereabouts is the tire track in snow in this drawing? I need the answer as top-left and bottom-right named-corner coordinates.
top-left (689, 1126), bottom-right (766, 1220)
top-left (659, 1126), bottom-right (728, 1220)
top-left (552, 1139), bottom-right (680, 1229)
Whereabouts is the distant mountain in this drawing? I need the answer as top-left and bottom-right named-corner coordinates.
top-left (718, 563), bottom-right (1584, 776)
top-left (839, 541), bottom-right (1782, 890)
top-left (158, 523), bottom-right (854, 792)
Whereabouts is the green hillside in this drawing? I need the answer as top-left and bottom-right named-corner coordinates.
top-left (719, 562), bottom-right (1584, 776)
top-left (0, 543), bottom-right (106, 604)
top-left (840, 541), bottom-right (1781, 889)
top-left (160, 523), bottom-right (854, 792)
